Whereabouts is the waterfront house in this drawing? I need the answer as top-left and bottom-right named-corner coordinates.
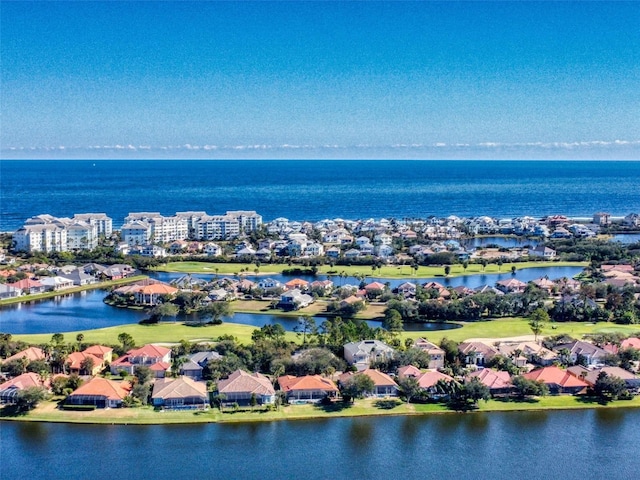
top-left (397, 365), bottom-right (455, 397)
top-left (39, 276), bottom-right (74, 291)
top-left (523, 366), bottom-right (588, 394)
top-left (0, 373), bottom-right (46, 404)
top-left (466, 369), bottom-right (512, 395)
top-left (343, 340), bottom-right (395, 371)
top-left (568, 365), bottom-right (640, 389)
top-left (497, 341), bottom-right (557, 367)
top-left (216, 370), bottom-right (276, 406)
top-left (528, 246), bottom-right (557, 259)
top-left (339, 369), bottom-right (398, 397)
top-left (6, 278), bottom-right (46, 295)
top-left (496, 278), bottom-right (527, 294)
top-left (277, 375), bottom-right (339, 403)
top-left (66, 377), bottom-right (131, 408)
top-left (0, 284), bottom-right (22, 299)
top-left (279, 289), bottom-right (314, 310)
top-left (151, 376), bottom-right (209, 410)
top-left (285, 278), bottom-right (310, 291)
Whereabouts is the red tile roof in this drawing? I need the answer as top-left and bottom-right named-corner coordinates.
top-left (68, 377), bottom-right (131, 400)
top-left (278, 375), bottom-right (338, 393)
top-left (128, 344), bottom-right (171, 358)
top-left (0, 372), bottom-right (44, 391)
top-left (523, 366), bottom-right (588, 388)
top-left (467, 369), bottom-right (512, 390)
top-left (3, 347), bottom-right (45, 364)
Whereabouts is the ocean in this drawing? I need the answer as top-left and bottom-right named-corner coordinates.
top-left (1, 160), bottom-right (639, 231)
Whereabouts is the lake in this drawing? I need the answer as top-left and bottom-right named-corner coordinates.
top-left (0, 266), bottom-right (583, 335)
top-left (2, 408), bottom-right (639, 480)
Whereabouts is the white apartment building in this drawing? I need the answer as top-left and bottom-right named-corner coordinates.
top-left (121, 221), bottom-right (152, 246)
top-left (13, 223), bottom-right (68, 253)
top-left (124, 213), bottom-right (188, 243)
top-left (195, 215), bottom-right (240, 240)
top-left (65, 220), bottom-right (99, 250)
top-left (72, 213), bottom-right (113, 237)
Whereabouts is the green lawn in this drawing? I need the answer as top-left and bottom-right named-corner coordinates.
top-left (12, 317), bottom-right (640, 348)
top-left (399, 318), bottom-right (640, 344)
top-left (4, 395), bottom-right (638, 426)
top-left (10, 321), bottom-right (297, 346)
top-left (155, 261), bottom-right (587, 279)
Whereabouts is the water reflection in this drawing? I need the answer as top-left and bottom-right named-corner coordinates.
top-left (347, 419), bottom-right (374, 451)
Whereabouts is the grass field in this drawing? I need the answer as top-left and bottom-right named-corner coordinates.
top-left (3, 395), bottom-right (639, 425)
top-left (155, 261), bottom-right (587, 279)
top-left (11, 317), bottom-right (640, 348)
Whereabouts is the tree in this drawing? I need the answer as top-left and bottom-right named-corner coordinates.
top-left (134, 365), bottom-right (154, 386)
top-left (340, 374), bottom-right (375, 402)
top-left (295, 316), bottom-right (317, 346)
top-left (118, 332), bottom-right (135, 351)
top-left (398, 376), bottom-right (422, 404)
top-left (80, 356), bottom-right (95, 375)
top-left (76, 333), bottom-right (85, 344)
top-left (593, 372), bottom-right (627, 401)
top-left (382, 309), bottom-right (403, 333)
top-left (511, 376), bottom-right (548, 399)
top-left (15, 387), bottom-right (47, 412)
top-left (528, 308), bottom-right (549, 343)
top-left (448, 377), bottom-right (490, 409)
top-left (444, 265), bottom-right (451, 276)
top-left (51, 333), bottom-right (65, 346)
top-left (149, 302), bottom-right (179, 323)
top-left (199, 301), bottom-right (233, 325)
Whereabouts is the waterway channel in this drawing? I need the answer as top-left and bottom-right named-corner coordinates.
top-left (2, 408), bottom-right (639, 480)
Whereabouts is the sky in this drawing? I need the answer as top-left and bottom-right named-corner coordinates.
top-left (1, 1), bottom-right (639, 160)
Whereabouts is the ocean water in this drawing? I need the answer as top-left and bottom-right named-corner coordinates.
top-left (1, 160), bottom-right (639, 230)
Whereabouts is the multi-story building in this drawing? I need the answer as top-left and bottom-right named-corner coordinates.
top-left (121, 221), bottom-right (152, 246)
top-left (124, 213), bottom-right (188, 243)
top-left (13, 213), bottom-right (111, 253)
top-left (226, 210), bottom-right (263, 233)
top-left (65, 220), bottom-right (99, 250)
top-left (195, 215), bottom-right (240, 240)
top-left (13, 223), bottom-right (68, 253)
top-left (72, 213), bottom-right (113, 237)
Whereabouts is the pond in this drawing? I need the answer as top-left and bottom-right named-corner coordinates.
top-left (0, 265), bottom-right (583, 335)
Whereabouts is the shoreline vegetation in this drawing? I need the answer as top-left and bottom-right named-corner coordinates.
top-left (3, 395), bottom-right (640, 426)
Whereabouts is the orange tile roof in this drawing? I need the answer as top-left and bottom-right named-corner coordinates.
top-left (285, 278), bottom-right (309, 288)
top-left (83, 345), bottom-right (113, 356)
top-left (467, 369), bottom-right (512, 389)
top-left (68, 377), bottom-right (130, 400)
top-left (3, 347), bottom-right (45, 364)
top-left (278, 375), bottom-right (338, 393)
top-left (415, 370), bottom-right (454, 389)
top-left (523, 366), bottom-right (588, 388)
top-left (128, 344), bottom-right (171, 358)
top-left (149, 361), bottom-right (171, 371)
top-left (621, 337), bottom-right (640, 350)
top-left (139, 283), bottom-right (179, 295)
top-left (66, 352), bottom-right (103, 370)
top-left (364, 282), bottom-right (386, 291)
top-left (341, 369), bottom-right (398, 387)
top-left (0, 372), bottom-right (43, 391)
top-left (7, 278), bottom-right (43, 289)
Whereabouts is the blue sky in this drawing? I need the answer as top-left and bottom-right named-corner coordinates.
top-left (2, 1), bottom-right (639, 159)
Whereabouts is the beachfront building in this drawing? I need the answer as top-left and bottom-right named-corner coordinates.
top-left (124, 213), bottom-right (189, 243)
top-left (12, 213), bottom-right (113, 253)
top-left (72, 213), bottom-right (113, 237)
